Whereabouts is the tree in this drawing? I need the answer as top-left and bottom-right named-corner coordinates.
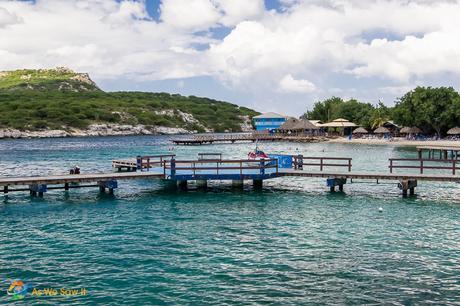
top-left (393, 87), bottom-right (460, 136)
top-left (304, 97), bottom-right (344, 122)
top-left (370, 101), bottom-right (390, 129)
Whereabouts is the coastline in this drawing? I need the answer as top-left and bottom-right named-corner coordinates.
top-left (328, 137), bottom-right (460, 147)
top-left (0, 124), bottom-right (199, 139)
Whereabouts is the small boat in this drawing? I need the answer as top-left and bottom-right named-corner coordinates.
top-left (248, 142), bottom-right (270, 160)
top-left (248, 149), bottom-right (269, 159)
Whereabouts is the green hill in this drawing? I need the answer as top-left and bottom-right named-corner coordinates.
top-left (0, 68), bottom-right (258, 133)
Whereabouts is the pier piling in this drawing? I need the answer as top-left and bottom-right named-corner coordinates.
top-left (177, 180), bottom-right (188, 190)
top-left (232, 179), bottom-right (244, 188)
top-left (327, 178), bottom-right (347, 193)
top-left (253, 179), bottom-right (263, 189)
top-left (398, 179), bottom-right (417, 197)
top-left (196, 180), bottom-right (207, 189)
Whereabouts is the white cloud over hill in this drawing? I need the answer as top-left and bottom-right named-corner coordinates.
top-left (0, 0), bottom-right (459, 114)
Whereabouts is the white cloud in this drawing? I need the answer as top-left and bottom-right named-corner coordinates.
top-left (160, 0), bottom-right (220, 30)
top-left (0, 7), bottom-right (20, 28)
top-left (0, 0), bottom-right (460, 114)
top-left (279, 74), bottom-right (316, 93)
top-left (216, 0), bottom-right (265, 26)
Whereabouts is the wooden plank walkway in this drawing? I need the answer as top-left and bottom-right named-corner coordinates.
top-left (172, 133), bottom-right (324, 145)
top-left (278, 169), bottom-right (460, 182)
top-left (0, 171), bottom-right (164, 187)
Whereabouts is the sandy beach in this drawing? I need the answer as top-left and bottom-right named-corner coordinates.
top-left (328, 137), bottom-right (460, 147)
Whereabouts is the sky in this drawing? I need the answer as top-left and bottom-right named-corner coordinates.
top-left (1, 0), bottom-right (460, 116)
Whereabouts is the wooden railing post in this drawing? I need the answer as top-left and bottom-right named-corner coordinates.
top-left (298, 154), bottom-right (303, 170)
top-left (320, 158), bottom-right (324, 171)
top-left (348, 159), bottom-right (352, 172)
top-left (420, 160), bottom-right (424, 174)
top-left (136, 155), bottom-right (142, 171)
top-left (389, 159), bottom-right (393, 173)
top-left (260, 159), bottom-right (265, 175)
top-left (170, 157), bottom-right (176, 178)
top-left (240, 161), bottom-right (243, 176)
top-left (453, 160), bottom-right (456, 175)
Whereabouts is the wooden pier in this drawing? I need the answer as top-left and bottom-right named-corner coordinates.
top-left (3, 153), bottom-right (460, 198)
top-left (0, 171), bottom-right (164, 195)
top-left (172, 133), bottom-right (324, 145)
top-left (417, 145), bottom-right (460, 160)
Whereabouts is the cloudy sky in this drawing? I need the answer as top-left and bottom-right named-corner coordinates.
top-left (1, 0), bottom-right (460, 115)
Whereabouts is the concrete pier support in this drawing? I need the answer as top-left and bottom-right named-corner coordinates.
top-left (98, 180), bottom-right (118, 194)
top-left (232, 179), bottom-right (244, 188)
top-left (29, 184), bottom-right (47, 197)
top-left (253, 179), bottom-right (263, 189)
top-left (177, 180), bottom-right (188, 190)
top-left (196, 179), bottom-right (208, 189)
top-left (327, 178), bottom-right (347, 192)
top-left (398, 179), bottom-right (417, 197)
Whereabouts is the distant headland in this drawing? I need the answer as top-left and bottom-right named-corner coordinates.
top-left (0, 67), bottom-right (258, 139)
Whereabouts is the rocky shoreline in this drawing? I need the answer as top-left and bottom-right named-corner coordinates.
top-left (0, 124), bottom-right (195, 139)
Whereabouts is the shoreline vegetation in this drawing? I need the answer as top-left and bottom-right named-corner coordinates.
top-left (0, 68), bottom-right (258, 138)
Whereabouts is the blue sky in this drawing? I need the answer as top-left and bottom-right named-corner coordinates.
top-left (1, 0), bottom-right (460, 115)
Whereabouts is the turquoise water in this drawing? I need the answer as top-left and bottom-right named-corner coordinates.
top-left (0, 136), bottom-right (459, 304)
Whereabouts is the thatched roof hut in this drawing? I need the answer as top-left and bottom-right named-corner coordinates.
top-left (278, 118), bottom-right (318, 132)
top-left (374, 126), bottom-right (390, 134)
top-left (400, 126), bottom-right (422, 134)
top-left (352, 127), bottom-right (368, 134)
top-left (294, 119), bottom-right (319, 130)
top-left (447, 127), bottom-right (460, 135)
top-left (278, 118), bottom-right (300, 131)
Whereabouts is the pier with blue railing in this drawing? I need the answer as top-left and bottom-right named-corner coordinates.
top-left (1, 152), bottom-right (460, 198)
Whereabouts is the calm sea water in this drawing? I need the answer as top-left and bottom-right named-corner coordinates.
top-left (0, 136), bottom-right (459, 305)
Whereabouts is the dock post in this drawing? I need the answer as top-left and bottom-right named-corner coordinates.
top-left (3, 186), bottom-right (8, 194)
top-left (253, 179), bottom-right (263, 189)
top-left (170, 157), bottom-right (176, 179)
top-left (398, 179), bottom-right (417, 197)
top-left (259, 159), bottom-right (265, 175)
top-left (29, 184), bottom-right (47, 197)
top-left (64, 183), bottom-right (69, 191)
top-left (196, 180), bottom-right (207, 189)
top-left (327, 178), bottom-right (346, 193)
top-left (297, 155), bottom-right (303, 170)
top-left (177, 180), bottom-right (187, 190)
top-left (232, 180), bottom-right (244, 188)
top-left (98, 180), bottom-right (118, 194)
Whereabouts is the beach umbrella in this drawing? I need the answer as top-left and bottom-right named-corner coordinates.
top-left (447, 127), bottom-right (460, 135)
top-left (374, 126), bottom-right (390, 134)
top-left (320, 118), bottom-right (357, 128)
top-left (352, 127), bottom-right (368, 134)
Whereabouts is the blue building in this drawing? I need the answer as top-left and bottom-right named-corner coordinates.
top-left (253, 112), bottom-right (287, 131)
